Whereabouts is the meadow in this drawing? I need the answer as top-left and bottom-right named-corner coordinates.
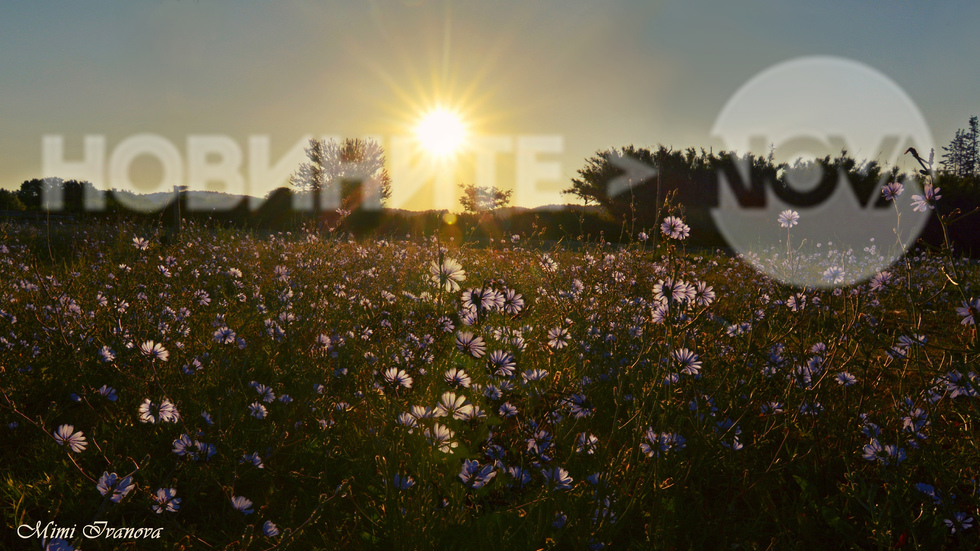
top-left (1, 198), bottom-right (979, 550)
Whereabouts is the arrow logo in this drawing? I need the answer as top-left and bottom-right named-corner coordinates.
top-left (606, 151), bottom-right (657, 198)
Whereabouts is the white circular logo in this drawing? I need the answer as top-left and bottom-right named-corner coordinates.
top-left (711, 56), bottom-right (934, 288)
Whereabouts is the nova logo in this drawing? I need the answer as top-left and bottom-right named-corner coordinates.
top-left (712, 135), bottom-right (913, 210)
top-left (709, 56), bottom-right (934, 288)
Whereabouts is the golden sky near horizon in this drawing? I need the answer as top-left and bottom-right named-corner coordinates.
top-left (1, 1), bottom-right (976, 211)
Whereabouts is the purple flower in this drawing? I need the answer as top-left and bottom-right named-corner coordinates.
top-left (97, 472), bottom-right (135, 503)
top-left (507, 466), bottom-right (531, 487)
top-left (194, 440), bottom-right (217, 461)
top-left (883, 444), bottom-right (906, 465)
top-left (262, 520), bottom-right (280, 537)
top-left (96, 385), bottom-right (118, 401)
top-left (139, 340), bottom-right (169, 361)
top-left (956, 298), bottom-right (979, 326)
top-left (881, 181), bottom-right (904, 201)
top-left (253, 383), bottom-right (276, 403)
top-left (98, 346), bottom-right (115, 363)
top-left (462, 287), bottom-right (504, 314)
top-left (945, 512), bottom-right (974, 534)
top-left (522, 368), bottom-right (549, 383)
top-left (553, 512), bottom-right (567, 529)
top-left (425, 423), bottom-right (457, 453)
top-left (640, 428), bottom-right (686, 457)
top-left (547, 326), bottom-right (570, 349)
top-left (459, 459), bottom-right (496, 489)
top-left (777, 210), bottom-right (799, 228)
top-left (241, 452), bottom-right (264, 469)
top-left (869, 271), bottom-right (892, 291)
top-left (822, 266), bottom-right (845, 285)
top-left (502, 289), bottom-right (524, 315)
top-left (383, 368), bottom-right (413, 389)
top-left (152, 488), bottom-right (180, 513)
top-left (213, 326), bottom-right (236, 345)
top-left (487, 350), bottom-right (516, 378)
top-left (140, 341), bottom-right (170, 362)
top-left (911, 185), bottom-right (941, 212)
top-left (835, 372), bottom-right (857, 387)
top-left (661, 216), bottom-right (690, 240)
top-left (435, 392), bottom-right (467, 419)
top-left (139, 398), bottom-right (180, 424)
top-left (392, 473), bottom-right (415, 490)
top-left (455, 331), bottom-right (486, 358)
top-left (862, 438), bottom-right (903, 464)
top-left (541, 466), bottom-right (573, 491)
top-left (862, 439), bottom-right (883, 461)
top-left (692, 281), bottom-right (715, 307)
top-left (44, 539), bottom-right (75, 551)
top-left (172, 434), bottom-right (197, 459)
top-left (444, 367), bottom-right (472, 389)
top-left (914, 483), bottom-right (942, 505)
top-left (575, 432), bottom-right (599, 455)
top-left (249, 402), bottom-right (268, 419)
top-left (672, 348), bottom-right (701, 376)
top-left (429, 257), bottom-right (466, 292)
top-left (564, 393), bottom-right (594, 419)
top-left (53, 424), bottom-right (87, 453)
top-left (231, 495), bottom-right (254, 515)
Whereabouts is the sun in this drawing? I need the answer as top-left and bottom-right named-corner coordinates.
top-left (415, 107), bottom-right (468, 158)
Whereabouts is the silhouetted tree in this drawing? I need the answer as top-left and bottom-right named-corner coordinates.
top-left (289, 138), bottom-right (392, 218)
top-left (563, 145), bottom-right (757, 230)
top-left (61, 180), bottom-right (103, 213)
top-left (564, 145), bottom-right (659, 222)
top-left (969, 116), bottom-right (979, 177)
top-left (0, 189), bottom-right (26, 211)
top-left (15, 178), bottom-right (104, 212)
top-left (564, 144), bottom-right (912, 247)
top-left (458, 183), bottom-right (513, 213)
top-left (253, 187), bottom-right (301, 231)
top-left (17, 178), bottom-right (58, 210)
top-left (941, 116), bottom-right (979, 177)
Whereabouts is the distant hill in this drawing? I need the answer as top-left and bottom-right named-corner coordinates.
top-left (113, 189), bottom-right (256, 211)
top-left (106, 188), bottom-right (600, 216)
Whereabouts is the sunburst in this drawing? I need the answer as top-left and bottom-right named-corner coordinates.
top-left (415, 106), bottom-right (468, 158)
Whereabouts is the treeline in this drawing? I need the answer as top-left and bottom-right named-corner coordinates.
top-left (0, 179), bottom-right (622, 245)
top-left (5, 142), bottom-right (980, 253)
top-left (564, 144), bottom-right (980, 254)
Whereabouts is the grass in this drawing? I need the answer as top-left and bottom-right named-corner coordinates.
top-left (0, 214), bottom-right (978, 550)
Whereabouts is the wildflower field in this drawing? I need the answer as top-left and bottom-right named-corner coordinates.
top-left (1, 211), bottom-right (979, 550)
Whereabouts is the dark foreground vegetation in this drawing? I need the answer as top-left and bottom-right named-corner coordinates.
top-left (3, 132), bottom-right (980, 549)
top-left (1, 200), bottom-right (978, 549)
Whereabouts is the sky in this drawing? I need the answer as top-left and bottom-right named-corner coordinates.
top-left (1, 0), bottom-right (978, 211)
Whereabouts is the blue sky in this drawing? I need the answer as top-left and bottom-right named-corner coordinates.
top-left (1, 0), bottom-right (977, 209)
